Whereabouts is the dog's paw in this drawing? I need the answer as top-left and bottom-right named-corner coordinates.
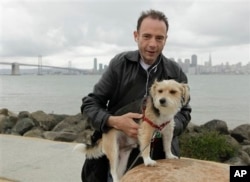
top-left (166, 154), bottom-right (178, 159)
top-left (144, 157), bottom-right (157, 166)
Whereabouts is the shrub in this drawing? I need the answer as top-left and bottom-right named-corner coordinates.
top-left (179, 130), bottom-right (238, 162)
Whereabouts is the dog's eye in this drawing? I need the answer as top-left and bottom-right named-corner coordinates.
top-left (170, 90), bottom-right (177, 94)
top-left (158, 89), bottom-right (163, 93)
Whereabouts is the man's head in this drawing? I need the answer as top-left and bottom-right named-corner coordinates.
top-left (134, 10), bottom-right (168, 65)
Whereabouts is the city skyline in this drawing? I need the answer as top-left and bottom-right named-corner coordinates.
top-left (1, 51), bottom-right (249, 70)
top-left (1, 52), bottom-right (249, 75)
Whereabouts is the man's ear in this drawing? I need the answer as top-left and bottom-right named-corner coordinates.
top-left (134, 31), bottom-right (138, 42)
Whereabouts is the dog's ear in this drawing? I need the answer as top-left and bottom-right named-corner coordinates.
top-left (181, 83), bottom-right (190, 106)
top-left (150, 80), bottom-right (159, 96)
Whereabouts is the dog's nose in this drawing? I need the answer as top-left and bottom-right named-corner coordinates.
top-left (159, 98), bottom-right (166, 105)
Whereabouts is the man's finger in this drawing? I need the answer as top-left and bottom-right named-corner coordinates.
top-left (126, 112), bottom-right (142, 119)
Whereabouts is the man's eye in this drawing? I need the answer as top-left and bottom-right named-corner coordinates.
top-left (156, 37), bottom-right (164, 41)
top-left (143, 35), bottom-right (151, 39)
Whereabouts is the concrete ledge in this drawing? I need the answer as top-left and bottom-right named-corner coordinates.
top-left (0, 134), bottom-right (85, 182)
top-left (121, 158), bottom-right (229, 182)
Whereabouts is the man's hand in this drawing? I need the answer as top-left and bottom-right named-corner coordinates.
top-left (107, 113), bottom-right (142, 138)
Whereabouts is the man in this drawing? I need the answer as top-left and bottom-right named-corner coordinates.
top-left (81, 9), bottom-right (191, 182)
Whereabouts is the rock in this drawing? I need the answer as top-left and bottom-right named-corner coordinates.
top-left (49, 114), bottom-right (69, 123)
top-left (23, 127), bottom-right (44, 138)
top-left (185, 122), bottom-right (198, 133)
top-left (121, 158), bottom-right (229, 182)
top-left (18, 111), bottom-right (30, 119)
top-left (242, 145), bottom-right (250, 156)
top-left (200, 119), bottom-right (229, 134)
top-left (43, 131), bottom-right (77, 142)
top-left (0, 116), bottom-right (18, 134)
top-left (0, 108), bottom-right (9, 116)
top-left (225, 156), bottom-right (249, 166)
top-left (30, 110), bottom-right (58, 131)
top-left (0, 108), bottom-right (18, 133)
top-left (52, 113), bottom-right (88, 133)
top-left (238, 150), bottom-right (250, 165)
top-left (226, 147), bottom-right (250, 166)
top-left (224, 135), bottom-right (240, 149)
top-left (231, 124), bottom-right (250, 143)
top-left (12, 118), bottom-right (35, 135)
top-left (242, 139), bottom-right (250, 145)
top-left (0, 108), bottom-right (17, 117)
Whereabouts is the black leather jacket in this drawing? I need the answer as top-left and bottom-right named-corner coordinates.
top-left (82, 50), bottom-right (192, 156)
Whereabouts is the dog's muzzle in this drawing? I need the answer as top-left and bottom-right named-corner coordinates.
top-left (159, 98), bottom-right (167, 106)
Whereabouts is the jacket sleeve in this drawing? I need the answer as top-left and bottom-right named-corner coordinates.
top-left (173, 68), bottom-right (192, 137)
top-left (81, 58), bottom-right (118, 133)
top-left (174, 103), bottom-right (192, 136)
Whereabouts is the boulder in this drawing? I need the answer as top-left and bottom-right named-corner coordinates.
top-left (121, 158), bottom-right (229, 182)
top-left (0, 108), bottom-right (9, 116)
top-left (52, 113), bottom-right (88, 133)
top-left (18, 111), bottom-right (30, 119)
top-left (0, 108), bottom-right (17, 117)
top-left (242, 145), bottom-right (250, 156)
top-left (0, 116), bottom-right (18, 134)
top-left (43, 131), bottom-right (77, 142)
top-left (231, 124), bottom-right (250, 143)
top-left (30, 111), bottom-right (58, 131)
top-left (49, 114), bottom-right (69, 123)
top-left (12, 118), bottom-right (35, 135)
top-left (185, 122), bottom-right (198, 133)
top-left (200, 119), bottom-right (229, 134)
top-left (23, 127), bottom-right (44, 138)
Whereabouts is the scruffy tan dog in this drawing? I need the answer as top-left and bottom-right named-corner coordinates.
top-left (74, 79), bottom-right (190, 182)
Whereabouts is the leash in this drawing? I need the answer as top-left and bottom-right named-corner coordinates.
top-left (126, 130), bottom-right (158, 172)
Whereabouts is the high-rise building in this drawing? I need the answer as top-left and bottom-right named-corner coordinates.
top-left (191, 54), bottom-right (197, 67)
top-left (208, 53), bottom-right (212, 66)
top-left (93, 58), bottom-right (97, 73)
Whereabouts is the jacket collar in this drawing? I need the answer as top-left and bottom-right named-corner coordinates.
top-left (124, 50), bottom-right (178, 79)
top-left (124, 50), bottom-right (140, 62)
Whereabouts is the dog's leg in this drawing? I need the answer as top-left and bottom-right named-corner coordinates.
top-left (117, 148), bottom-right (132, 178)
top-left (139, 123), bottom-right (157, 166)
top-left (102, 130), bottom-right (120, 182)
top-left (162, 122), bottom-right (178, 159)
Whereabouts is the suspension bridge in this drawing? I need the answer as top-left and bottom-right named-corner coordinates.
top-left (0, 62), bottom-right (92, 75)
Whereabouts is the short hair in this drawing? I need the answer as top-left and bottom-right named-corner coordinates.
top-left (136, 9), bottom-right (169, 32)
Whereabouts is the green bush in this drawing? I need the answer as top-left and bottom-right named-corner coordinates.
top-left (179, 131), bottom-right (238, 162)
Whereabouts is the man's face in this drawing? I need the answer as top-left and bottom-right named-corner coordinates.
top-left (134, 17), bottom-right (167, 65)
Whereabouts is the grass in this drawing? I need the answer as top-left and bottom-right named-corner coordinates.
top-left (179, 130), bottom-right (239, 162)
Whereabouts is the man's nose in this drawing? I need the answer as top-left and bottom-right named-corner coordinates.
top-left (148, 38), bottom-right (157, 47)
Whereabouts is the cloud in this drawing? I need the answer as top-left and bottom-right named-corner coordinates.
top-left (0, 0), bottom-right (249, 66)
top-left (187, 1), bottom-right (249, 46)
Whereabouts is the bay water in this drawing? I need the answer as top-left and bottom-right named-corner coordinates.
top-left (0, 74), bottom-right (249, 129)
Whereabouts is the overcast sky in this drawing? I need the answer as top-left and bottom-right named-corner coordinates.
top-left (0, 0), bottom-right (249, 69)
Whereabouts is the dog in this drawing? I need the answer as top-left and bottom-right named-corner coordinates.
top-left (74, 79), bottom-right (190, 182)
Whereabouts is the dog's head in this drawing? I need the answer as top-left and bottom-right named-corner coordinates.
top-left (149, 79), bottom-right (190, 115)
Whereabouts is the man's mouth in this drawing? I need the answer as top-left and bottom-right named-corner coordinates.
top-left (147, 50), bottom-right (156, 55)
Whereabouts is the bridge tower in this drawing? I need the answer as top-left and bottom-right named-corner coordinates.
top-left (68, 61), bottom-right (72, 74)
top-left (38, 55), bottom-right (42, 75)
top-left (11, 63), bottom-right (20, 75)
